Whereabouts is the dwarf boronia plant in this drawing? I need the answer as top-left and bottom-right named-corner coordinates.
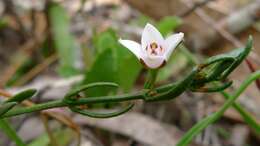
top-left (0, 34), bottom-right (254, 117)
top-left (0, 23), bottom-right (258, 146)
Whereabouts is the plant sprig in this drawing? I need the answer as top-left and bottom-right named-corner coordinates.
top-left (0, 36), bottom-right (253, 119)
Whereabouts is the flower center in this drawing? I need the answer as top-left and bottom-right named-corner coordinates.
top-left (146, 42), bottom-right (164, 56)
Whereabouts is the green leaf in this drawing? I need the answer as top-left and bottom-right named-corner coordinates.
top-left (6, 89), bottom-right (37, 103)
top-left (93, 29), bottom-right (118, 54)
top-left (0, 119), bottom-right (26, 146)
top-left (221, 36), bottom-right (252, 79)
top-left (48, 2), bottom-right (78, 77)
top-left (84, 29), bottom-right (141, 94)
top-left (117, 55), bottom-right (141, 91)
top-left (190, 36), bottom-right (253, 88)
top-left (147, 67), bottom-right (198, 101)
top-left (157, 16), bottom-right (182, 37)
top-left (83, 49), bottom-right (117, 97)
top-left (116, 42), bottom-right (141, 91)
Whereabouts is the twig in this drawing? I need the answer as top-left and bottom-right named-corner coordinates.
top-left (0, 7), bottom-right (47, 87)
top-left (180, 0), bottom-right (243, 48)
top-left (14, 54), bottom-right (58, 86)
top-left (179, 0), bottom-right (216, 17)
top-left (181, 0), bottom-right (260, 63)
top-left (126, 0), bottom-right (259, 53)
top-left (0, 40), bottom-right (35, 87)
top-left (245, 59), bottom-right (260, 90)
top-left (74, 112), bottom-right (200, 146)
top-left (41, 114), bottom-right (60, 146)
top-left (3, 0), bottom-right (29, 38)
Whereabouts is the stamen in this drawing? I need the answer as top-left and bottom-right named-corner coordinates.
top-left (147, 42), bottom-right (161, 56)
top-left (150, 42), bottom-right (158, 49)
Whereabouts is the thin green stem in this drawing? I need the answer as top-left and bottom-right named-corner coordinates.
top-left (2, 100), bottom-right (66, 118)
top-left (144, 69), bottom-right (158, 89)
top-left (2, 81), bottom-right (180, 118)
top-left (2, 91), bottom-right (145, 118)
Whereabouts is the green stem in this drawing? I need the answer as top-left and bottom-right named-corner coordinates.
top-left (2, 100), bottom-right (66, 118)
top-left (2, 81), bottom-right (179, 118)
top-left (144, 69), bottom-right (158, 89)
top-left (2, 91), bottom-right (145, 118)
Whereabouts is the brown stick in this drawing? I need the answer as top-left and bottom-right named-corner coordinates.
top-left (14, 54), bottom-right (58, 86)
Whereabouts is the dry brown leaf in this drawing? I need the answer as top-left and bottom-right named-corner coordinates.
top-left (74, 112), bottom-right (200, 146)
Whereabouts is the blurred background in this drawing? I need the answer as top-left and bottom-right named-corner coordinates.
top-left (0, 0), bottom-right (259, 146)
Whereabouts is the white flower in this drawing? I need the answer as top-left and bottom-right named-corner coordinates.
top-left (119, 23), bottom-right (184, 69)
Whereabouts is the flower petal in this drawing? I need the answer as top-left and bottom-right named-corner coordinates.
top-left (141, 56), bottom-right (166, 69)
top-left (119, 39), bottom-right (142, 59)
top-left (164, 32), bottom-right (184, 60)
top-left (141, 23), bottom-right (164, 51)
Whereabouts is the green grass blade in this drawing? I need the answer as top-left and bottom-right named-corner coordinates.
top-left (0, 119), bottom-right (26, 146)
top-left (221, 91), bottom-right (260, 134)
top-left (177, 70), bottom-right (260, 146)
top-left (48, 2), bottom-right (78, 77)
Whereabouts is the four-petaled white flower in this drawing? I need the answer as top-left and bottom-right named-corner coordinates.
top-left (119, 23), bottom-right (184, 69)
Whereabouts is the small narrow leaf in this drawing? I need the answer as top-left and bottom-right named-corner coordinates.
top-left (6, 89), bottom-right (37, 103)
top-left (0, 102), bottom-right (17, 117)
top-left (70, 103), bottom-right (134, 118)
